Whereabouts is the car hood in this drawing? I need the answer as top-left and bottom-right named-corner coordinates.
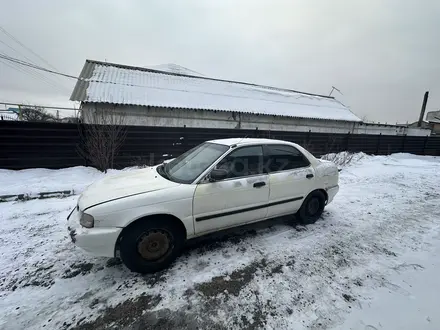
top-left (78, 166), bottom-right (179, 210)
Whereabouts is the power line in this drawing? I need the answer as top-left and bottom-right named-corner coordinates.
top-left (0, 47), bottom-right (70, 92)
top-left (0, 25), bottom-right (59, 71)
top-left (0, 52), bottom-right (77, 93)
top-left (0, 38), bottom-right (49, 71)
top-left (0, 44), bottom-right (71, 91)
top-left (0, 52), bottom-right (69, 93)
top-left (0, 26), bottom-right (71, 90)
top-left (0, 57), bottom-right (67, 93)
top-left (0, 52), bottom-right (80, 80)
top-left (0, 57), bottom-right (26, 74)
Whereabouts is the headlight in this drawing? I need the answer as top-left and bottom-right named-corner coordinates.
top-left (80, 213), bottom-right (94, 228)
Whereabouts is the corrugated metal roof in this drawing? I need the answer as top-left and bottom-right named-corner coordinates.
top-left (426, 111), bottom-right (440, 123)
top-left (70, 60), bottom-right (361, 122)
top-left (144, 63), bottom-right (205, 76)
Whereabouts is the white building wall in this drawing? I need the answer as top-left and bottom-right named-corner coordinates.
top-left (405, 127), bottom-right (431, 136)
top-left (81, 103), bottom-right (431, 136)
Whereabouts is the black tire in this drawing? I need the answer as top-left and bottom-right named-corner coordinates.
top-left (119, 217), bottom-right (185, 274)
top-left (297, 190), bottom-right (326, 225)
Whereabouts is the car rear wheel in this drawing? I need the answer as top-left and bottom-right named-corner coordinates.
top-left (119, 217), bottom-right (185, 273)
top-left (297, 190), bottom-right (326, 225)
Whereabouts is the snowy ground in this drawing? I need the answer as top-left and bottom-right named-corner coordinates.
top-left (0, 166), bottom-right (134, 196)
top-left (332, 241), bottom-right (440, 330)
top-left (0, 153), bottom-right (440, 330)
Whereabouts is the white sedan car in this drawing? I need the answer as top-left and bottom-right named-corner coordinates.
top-left (67, 138), bottom-right (339, 273)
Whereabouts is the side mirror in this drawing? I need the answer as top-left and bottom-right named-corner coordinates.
top-left (209, 168), bottom-right (228, 182)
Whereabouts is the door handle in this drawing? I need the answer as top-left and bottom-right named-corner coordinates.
top-left (253, 181), bottom-right (266, 188)
top-left (306, 174), bottom-right (314, 179)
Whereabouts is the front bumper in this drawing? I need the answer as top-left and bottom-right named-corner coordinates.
top-left (67, 207), bottom-right (122, 257)
top-left (326, 185), bottom-right (339, 205)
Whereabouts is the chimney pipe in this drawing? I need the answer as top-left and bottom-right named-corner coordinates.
top-left (418, 91), bottom-right (429, 127)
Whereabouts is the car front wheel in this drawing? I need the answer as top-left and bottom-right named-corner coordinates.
top-left (119, 217), bottom-right (185, 273)
top-left (297, 190), bottom-right (326, 225)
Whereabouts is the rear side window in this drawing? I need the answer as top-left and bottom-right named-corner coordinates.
top-left (264, 145), bottom-right (310, 172)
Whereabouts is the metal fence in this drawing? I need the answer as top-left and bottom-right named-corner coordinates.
top-left (1, 121), bottom-right (439, 170)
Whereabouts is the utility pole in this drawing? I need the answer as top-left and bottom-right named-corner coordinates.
top-left (417, 91), bottom-right (429, 127)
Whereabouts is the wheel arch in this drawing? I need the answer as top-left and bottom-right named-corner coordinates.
top-left (296, 188), bottom-right (328, 225)
top-left (115, 213), bottom-right (187, 255)
top-left (316, 188), bottom-right (328, 204)
top-left (303, 188), bottom-right (328, 205)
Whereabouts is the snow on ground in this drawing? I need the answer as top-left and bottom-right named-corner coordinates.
top-left (0, 166), bottom-right (136, 196)
top-left (0, 153), bottom-right (440, 329)
top-left (331, 240), bottom-right (440, 330)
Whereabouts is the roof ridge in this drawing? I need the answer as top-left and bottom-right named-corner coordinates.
top-left (85, 59), bottom-right (334, 100)
top-left (146, 63), bottom-right (205, 76)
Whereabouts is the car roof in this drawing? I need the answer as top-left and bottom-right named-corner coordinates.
top-left (208, 137), bottom-right (297, 147)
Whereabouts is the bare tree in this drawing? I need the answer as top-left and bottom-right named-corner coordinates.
top-left (77, 106), bottom-right (127, 172)
top-left (321, 151), bottom-right (360, 167)
top-left (325, 135), bottom-right (338, 154)
top-left (21, 106), bottom-right (58, 122)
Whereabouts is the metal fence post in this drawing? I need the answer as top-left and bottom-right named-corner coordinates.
top-left (376, 133), bottom-right (382, 154)
top-left (423, 135), bottom-right (429, 155)
top-left (401, 134), bottom-right (407, 152)
top-left (345, 132), bottom-right (350, 151)
top-left (182, 125), bottom-right (188, 151)
top-left (325, 133), bottom-right (330, 153)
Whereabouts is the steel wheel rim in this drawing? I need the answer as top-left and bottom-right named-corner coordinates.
top-left (307, 197), bottom-right (320, 216)
top-left (137, 230), bottom-right (171, 261)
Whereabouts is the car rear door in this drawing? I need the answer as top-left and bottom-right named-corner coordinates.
top-left (193, 145), bottom-right (269, 235)
top-left (264, 144), bottom-right (315, 218)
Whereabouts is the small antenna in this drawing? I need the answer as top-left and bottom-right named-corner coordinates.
top-left (238, 134), bottom-right (248, 143)
top-left (235, 134), bottom-right (250, 147)
top-left (329, 86), bottom-right (343, 96)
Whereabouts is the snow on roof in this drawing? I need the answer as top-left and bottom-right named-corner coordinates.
top-left (209, 137), bottom-right (292, 146)
top-left (143, 63), bottom-right (205, 76)
top-left (426, 110), bottom-right (440, 123)
top-left (70, 60), bottom-right (361, 122)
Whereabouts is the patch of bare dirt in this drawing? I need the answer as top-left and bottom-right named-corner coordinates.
top-left (193, 258), bottom-right (267, 298)
top-left (62, 262), bottom-right (94, 279)
top-left (70, 294), bottom-right (162, 330)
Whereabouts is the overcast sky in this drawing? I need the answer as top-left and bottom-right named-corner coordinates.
top-left (0, 0), bottom-right (439, 123)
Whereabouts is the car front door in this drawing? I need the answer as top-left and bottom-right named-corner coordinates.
top-left (264, 144), bottom-right (315, 218)
top-left (193, 145), bottom-right (269, 235)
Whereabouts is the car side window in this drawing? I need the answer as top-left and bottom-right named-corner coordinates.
top-left (265, 145), bottom-right (310, 172)
top-left (216, 146), bottom-right (264, 179)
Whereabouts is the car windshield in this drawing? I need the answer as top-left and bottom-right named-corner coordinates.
top-left (162, 142), bottom-right (229, 183)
